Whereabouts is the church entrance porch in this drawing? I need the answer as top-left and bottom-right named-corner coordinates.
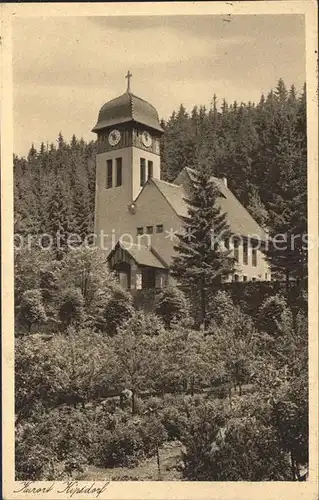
top-left (112, 262), bottom-right (131, 290)
top-left (107, 240), bottom-right (168, 291)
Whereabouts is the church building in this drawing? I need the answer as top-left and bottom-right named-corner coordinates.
top-left (92, 72), bottom-right (271, 290)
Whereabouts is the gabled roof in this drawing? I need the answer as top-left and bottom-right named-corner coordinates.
top-left (150, 168), bottom-right (268, 241)
top-left (108, 240), bottom-right (168, 269)
top-left (151, 178), bottom-right (189, 217)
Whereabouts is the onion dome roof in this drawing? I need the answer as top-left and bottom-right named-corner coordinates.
top-left (92, 91), bottom-right (163, 133)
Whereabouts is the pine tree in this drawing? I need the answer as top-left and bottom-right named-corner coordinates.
top-left (246, 186), bottom-right (268, 228)
top-left (171, 165), bottom-right (235, 329)
top-left (162, 104), bottom-right (196, 181)
top-left (47, 175), bottom-right (75, 259)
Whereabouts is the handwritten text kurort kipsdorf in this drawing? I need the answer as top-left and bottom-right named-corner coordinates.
top-left (14, 480), bottom-right (110, 498)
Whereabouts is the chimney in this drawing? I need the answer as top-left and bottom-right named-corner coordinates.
top-left (222, 176), bottom-right (227, 188)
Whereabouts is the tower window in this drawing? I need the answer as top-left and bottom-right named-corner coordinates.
top-left (106, 159), bottom-right (113, 189)
top-left (116, 157), bottom-right (122, 187)
top-left (140, 158), bottom-right (146, 186)
top-left (146, 226), bottom-right (153, 234)
top-left (137, 227), bottom-right (144, 235)
top-left (252, 248), bottom-right (257, 267)
top-left (156, 224), bottom-right (163, 233)
top-left (148, 161), bottom-right (153, 179)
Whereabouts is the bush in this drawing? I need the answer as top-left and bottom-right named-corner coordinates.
top-left (15, 407), bottom-right (91, 480)
top-left (183, 416), bottom-right (291, 481)
top-left (181, 395), bottom-right (293, 481)
top-left (18, 289), bottom-right (47, 333)
top-left (121, 310), bottom-right (165, 337)
top-left (154, 286), bottom-right (189, 329)
top-left (159, 405), bottom-right (188, 441)
top-left (137, 416), bottom-right (167, 456)
top-left (258, 294), bottom-right (293, 336)
top-left (95, 420), bottom-right (144, 467)
top-left (58, 288), bottom-right (85, 328)
top-left (96, 285), bottom-right (134, 335)
top-left (207, 290), bottom-right (235, 327)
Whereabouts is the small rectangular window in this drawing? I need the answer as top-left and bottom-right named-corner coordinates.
top-left (140, 158), bottom-right (146, 186)
top-left (224, 238), bottom-right (229, 250)
top-left (265, 273), bottom-right (268, 280)
top-left (234, 274), bottom-right (239, 282)
top-left (146, 226), bottom-right (153, 234)
top-left (106, 159), bottom-right (113, 188)
top-left (243, 275), bottom-right (248, 282)
top-left (252, 248), bottom-right (257, 267)
top-left (252, 277), bottom-right (257, 281)
top-left (148, 161), bottom-right (153, 179)
top-left (243, 241), bottom-right (248, 265)
top-left (156, 224), bottom-right (163, 233)
top-left (137, 227), bottom-right (143, 235)
top-left (234, 238), bottom-right (239, 262)
top-left (116, 158), bottom-right (122, 187)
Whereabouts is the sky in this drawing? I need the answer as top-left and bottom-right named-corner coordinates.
top-left (12, 14), bottom-right (306, 157)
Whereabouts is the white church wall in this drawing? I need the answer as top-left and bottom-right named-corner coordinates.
top-left (133, 182), bottom-right (181, 266)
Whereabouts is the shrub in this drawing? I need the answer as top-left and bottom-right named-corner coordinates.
top-left (96, 285), bottom-right (134, 335)
top-left (154, 286), bottom-right (189, 329)
top-left (15, 336), bottom-right (62, 421)
top-left (15, 408), bottom-right (91, 480)
top-left (258, 294), bottom-right (293, 336)
top-left (18, 289), bottom-right (47, 333)
top-left (207, 290), bottom-right (235, 327)
top-left (183, 417), bottom-right (291, 481)
top-left (137, 416), bottom-right (167, 456)
top-left (95, 421), bottom-right (144, 467)
top-left (121, 310), bottom-right (165, 337)
top-left (58, 287), bottom-right (85, 328)
top-left (159, 404), bottom-right (189, 441)
top-left (181, 396), bottom-right (293, 481)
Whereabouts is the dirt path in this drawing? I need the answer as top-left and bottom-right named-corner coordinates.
top-left (82, 441), bottom-right (184, 481)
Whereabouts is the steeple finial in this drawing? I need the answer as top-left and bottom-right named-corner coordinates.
top-left (125, 70), bottom-right (132, 92)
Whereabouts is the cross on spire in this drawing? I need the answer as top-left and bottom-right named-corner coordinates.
top-left (125, 70), bottom-right (132, 92)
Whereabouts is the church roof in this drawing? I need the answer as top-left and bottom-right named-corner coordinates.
top-left (92, 91), bottom-right (164, 133)
top-left (151, 170), bottom-right (268, 242)
top-left (109, 240), bottom-right (167, 269)
top-left (151, 179), bottom-right (188, 216)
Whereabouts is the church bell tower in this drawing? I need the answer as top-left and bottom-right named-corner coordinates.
top-left (92, 72), bottom-right (164, 254)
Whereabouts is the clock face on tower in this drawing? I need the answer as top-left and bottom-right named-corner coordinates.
top-left (108, 129), bottom-right (121, 146)
top-left (141, 130), bottom-right (152, 148)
